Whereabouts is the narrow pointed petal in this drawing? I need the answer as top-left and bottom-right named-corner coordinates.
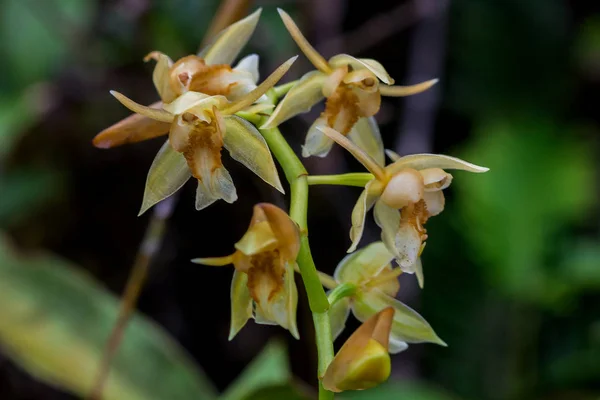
top-left (347, 117), bottom-right (384, 167)
top-left (139, 141), bottom-right (191, 216)
top-left (348, 180), bottom-right (379, 252)
top-left (93, 105), bottom-right (170, 149)
top-left (110, 91), bottom-right (174, 122)
top-left (191, 255), bottom-right (234, 266)
top-left (238, 103), bottom-right (274, 115)
top-left (235, 221), bottom-right (278, 256)
top-left (302, 117), bottom-right (335, 158)
top-left (144, 51), bottom-right (176, 103)
top-left (229, 270), bottom-right (253, 340)
top-left (319, 126), bottom-right (387, 181)
top-left (222, 56), bottom-right (298, 115)
top-left (198, 8), bottom-right (262, 66)
top-left (385, 149), bottom-right (400, 162)
top-left (414, 257), bottom-right (424, 289)
top-left (162, 92), bottom-right (226, 116)
top-left (329, 54), bottom-right (394, 85)
top-left (379, 79), bottom-right (438, 97)
top-left (277, 9), bottom-right (331, 73)
top-left (233, 54), bottom-right (260, 82)
top-left (353, 290), bottom-right (445, 346)
top-left (262, 71), bottom-right (327, 129)
top-left (335, 241), bottom-right (396, 284)
top-left (223, 115), bottom-right (284, 193)
top-left (323, 307), bottom-right (394, 392)
top-left (328, 294), bottom-right (351, 341)
top-left (372, 200), bottom-right (402, 259)
top-left (194, 167), bottom-right (238, 210)
top-left (386, 153), bottom-right (489, 175)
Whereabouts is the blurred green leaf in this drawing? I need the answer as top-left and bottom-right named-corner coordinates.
top-left (340, 381), bottom-right (458, 400)
top-left (221, 340), bottom-right (291, 400)
top-left (241, 383), bottom-right (311, 400)
top-left (0, 234), bottom-right (216, 400)
top-left (455, 115), bottom-right (595, 305)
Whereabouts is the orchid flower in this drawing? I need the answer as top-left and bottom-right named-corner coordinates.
top-left (192, 203), bottom-right (300, 339)
top-left (94, 9), bottom-right (265, 149)
top-left (320, 127), bottom-right (489, 283)
top-left (108, 57), bottom-right (296, 214)
top-left (328, 242), bottom-right (445, 355)
top-left (261, 9), bottom-right (438, 165)
top-left (323, 307), bottom-right (394, 392)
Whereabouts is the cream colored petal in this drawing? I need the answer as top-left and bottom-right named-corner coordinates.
top-left (353, 87), bottom-right (381, 117)
top-left (302, 117), bottom-right (335, 158)
top-left (191, 254), bottom-right (234, 266)
top-left (394, 222), bottom-right (422, 269)
top-left (162, 92), bottom-right (226, 116)
top-left (372, 200), bottom-right (401, 259)
top-left (233, 54), bottom-right (260, 82)
top-left (194, 167), bottom-right (238, 210)
top-left (420, 168), bottom-right (453, 190)
top-left (277, 9), bottom-right (331, 73)
top-left (328, 294), bottom-right (351, 341)
top-left (222, 56), bottom-right (297, 115)
top-left (234, 221), bottom-right (278, 256)
top-left (388, 336), bottom-right (409, 354)
top-left (168, 116), bottom-right (191, 152)
top-left (335, 241), bottom-right (396, 285)
top-left (253, 263), bottom-right (300, 339)
top-left (110, 91), bottom-right (174, 122)
top-left (229, 270), bottom-right (253, 340)
top-left (198, 9), bottom-right (262, 65)
top-left (378, 79), bottom-right (438, 97)
top-left (93, 104), bottom-right (170, 149)
top-left (139, 140), bottom-right (191, 216)
top-left (380, 168), bottom-right (424, 209)
top-left (223, 115), bottom-right (284, 193)
top-left (353, 289), bottom-right (445, 345)
top-left (386, 153), bottom-right (489, 175)
top-left (261, 71), bottom-right (328, 129)
top-left (348, 180), bottom-right (380, 252)
top-left (423, 190), bottom-right (445, 217)
top-left (322, 66), bottom-right (348, 98)
top-left (255, 204), bottom-right (301, 261)
top-left (347, 117), bottom-right (385, 167)
top-left (328, 54), bottom-right (394, 85)
top-left (144, 51), bottom-right (176, 103)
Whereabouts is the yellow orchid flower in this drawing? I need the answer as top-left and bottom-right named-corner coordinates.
top-left (322, 307), bottom-right (394, 392)
top-left (328, 242), bottom-right (444, 355)
top-left (192, 203), bottom-right (301, 340)
top-left (94, 9), bottom-right (264, 149)
top-left (320, 126), bottom-right (489, 276)
top-left (261, 9), bottom-right (438, 165)
top-left (107, 57), bottom-right (296, 214)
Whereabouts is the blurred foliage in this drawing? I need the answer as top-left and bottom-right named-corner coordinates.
top-left (0, 234), bottom-right (217, 400)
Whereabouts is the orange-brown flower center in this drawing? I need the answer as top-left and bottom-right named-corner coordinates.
top-left (181, 120), bottom-right (224, 181)
top-left (322, 85), bottom-right (360, 135)
top-left (246, 250), bottom-right (286, 303)
top-left (401, 199), bottom-right (429, 242)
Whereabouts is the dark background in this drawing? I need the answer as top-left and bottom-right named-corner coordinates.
top-left (0, 0), bottom-right (599, 399)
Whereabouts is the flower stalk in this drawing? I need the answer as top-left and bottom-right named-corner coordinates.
top-left (258, 104), bottom-right (334, 398)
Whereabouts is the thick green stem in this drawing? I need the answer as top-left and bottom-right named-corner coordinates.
top-left (258, 115), bottom-right (334, 400)
top-left (307, 173), bottom-right (374, 187)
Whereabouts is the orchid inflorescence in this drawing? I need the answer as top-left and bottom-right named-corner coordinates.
top-left (95, 8), bottom-right (488, 397)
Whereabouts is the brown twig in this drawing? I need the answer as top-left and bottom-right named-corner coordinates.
top-left (87, 196), bottom-right (176, 400)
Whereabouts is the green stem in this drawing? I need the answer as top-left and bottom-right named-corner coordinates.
top-left (327, 283), bottom-right (357, 306)
top-left (258, 116), bottom-right (334, 400)
top-left (307, 173), bottom-right (374, 187)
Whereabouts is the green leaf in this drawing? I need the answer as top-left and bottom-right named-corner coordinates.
top-left (340, 381), bottom-right (458, 400)
top-left (0, 234), bottom-right (216, 400)
top-left (221, 340), bottom-right (291, 400)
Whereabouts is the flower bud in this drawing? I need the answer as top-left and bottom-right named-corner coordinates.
top-left (323, 307), bottom-right (394, 392)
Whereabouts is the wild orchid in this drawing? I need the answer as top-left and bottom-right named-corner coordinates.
top-left (261, 9), bottom-right (438, 164)
top-left (92, 7), bottom-right (490, 399)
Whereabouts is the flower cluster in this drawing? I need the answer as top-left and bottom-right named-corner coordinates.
top-left (95, 8), bottom-right (488, 394)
